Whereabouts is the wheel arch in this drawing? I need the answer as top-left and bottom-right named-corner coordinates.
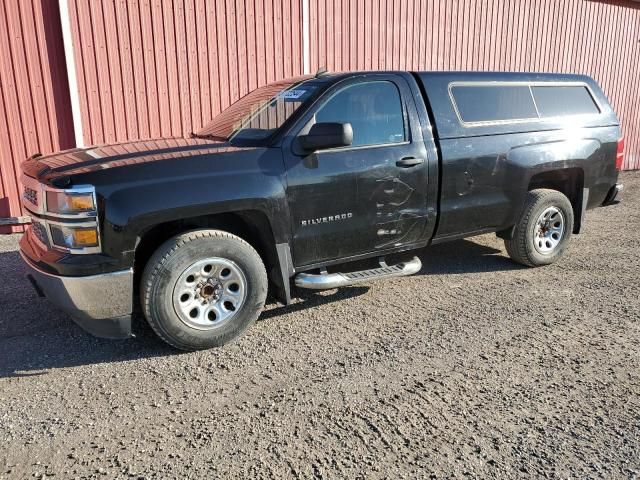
top-left (527, 167), bottom-right (585, 234)
top-left (503, 188), bottom-right (575, 267)
top-left (133, 210), bottom-right (293, 308)
top-left (498, 167), bottom-right (586, 240)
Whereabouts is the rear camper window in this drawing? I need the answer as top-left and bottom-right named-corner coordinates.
top-left (531, 86), bottom-right (600, 117)
top-left (450, 83), bottom-right (601, 125)
top-left (450, 85), bottom-right (538, 123)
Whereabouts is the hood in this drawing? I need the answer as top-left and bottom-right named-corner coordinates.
top-left (22, 138), bottom-right (250, 183)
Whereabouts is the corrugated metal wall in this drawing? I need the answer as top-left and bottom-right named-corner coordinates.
top-left (310, 0), bottom-right (640, 170)
top-left (67, 0), bottom-right (303, 145)
top-left (0, 0), bottom-right (74, 233)
top-left (1, 0), bottom-right (639, 231)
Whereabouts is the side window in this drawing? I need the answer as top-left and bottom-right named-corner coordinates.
top-left (531, 86), bottom-right (600, 117)
top-left (314, 81), bottom-right (406, 147)
top-left (450, 83), bottom-right (602, 125)
top-left (450, 85), bottom-right (538, 123)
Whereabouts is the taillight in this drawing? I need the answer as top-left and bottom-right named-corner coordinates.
top-left (616, 137), bottom-right (625, 171)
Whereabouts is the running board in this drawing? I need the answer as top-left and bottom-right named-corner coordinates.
top-left (294, 256), bottom-right (422, 290)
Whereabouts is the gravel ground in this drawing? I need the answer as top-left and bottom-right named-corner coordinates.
top-left (1, 172), bottom-right (639, 479)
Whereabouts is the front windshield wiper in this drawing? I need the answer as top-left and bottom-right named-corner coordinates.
top-left (190, 132), bottom-right (228, 142)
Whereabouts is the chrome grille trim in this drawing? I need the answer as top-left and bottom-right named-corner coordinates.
top-left (21, 175), bottom-right (44, 215)
top-left (30, 219), bottom-right (50, 249)
top-left (23, 185), bottom-right (38, 208)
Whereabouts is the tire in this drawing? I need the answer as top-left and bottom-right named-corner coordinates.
top-left (504, 189), bottom-right (574, 267)
top-left (141, 229), bottom-right (268, 350)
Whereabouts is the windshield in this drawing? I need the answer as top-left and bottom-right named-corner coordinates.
top-left (195, 75), bottom-right (320, 143)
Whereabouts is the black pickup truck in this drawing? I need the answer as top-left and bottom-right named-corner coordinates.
top-left (20, 71), bottom-right (623, 350)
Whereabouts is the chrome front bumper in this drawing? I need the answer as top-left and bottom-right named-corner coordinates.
top-left (21, 252), bottom-right (133, 339)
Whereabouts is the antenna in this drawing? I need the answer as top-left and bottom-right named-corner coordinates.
top-left (315, 67), bottom-right (329, 78)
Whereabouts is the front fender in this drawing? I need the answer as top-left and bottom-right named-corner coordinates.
top-left (89, 147), bottom-right (290, 262)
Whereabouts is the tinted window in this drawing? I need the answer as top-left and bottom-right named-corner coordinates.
top-left (451, 85), bottom-right (538, 123)
top-left (532, 86), bottom-right (600, 117)
top-left (314, 81), bottom-right (405, 146)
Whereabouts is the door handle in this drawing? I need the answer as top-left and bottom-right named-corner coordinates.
top-left (396, 157), bottom-right (424, 168)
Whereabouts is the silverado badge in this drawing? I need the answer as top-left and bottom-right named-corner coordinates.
top-left (301, 212), bottom-right (353, 226)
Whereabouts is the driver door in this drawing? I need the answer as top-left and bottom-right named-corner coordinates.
top-left (283, 75), bottom-right (430, 268)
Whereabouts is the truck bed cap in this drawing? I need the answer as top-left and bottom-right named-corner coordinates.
top-left (413, 71), bottom-right (619, 139)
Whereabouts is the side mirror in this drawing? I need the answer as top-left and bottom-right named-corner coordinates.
top-left (299, 122), bottom-right (353, 152)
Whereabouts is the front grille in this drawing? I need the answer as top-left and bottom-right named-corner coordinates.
top-left (31, 221), bottom-right (49, 247)
top-left (23, 185), bottom-right (38, 208)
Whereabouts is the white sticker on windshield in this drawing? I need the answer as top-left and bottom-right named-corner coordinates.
top-left (278, 89), bottom-right (307, 99)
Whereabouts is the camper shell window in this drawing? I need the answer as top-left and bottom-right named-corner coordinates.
top-left (531, 85), bottom-right (600, 118)
top-left (449, 82), bottom-right (601, 126)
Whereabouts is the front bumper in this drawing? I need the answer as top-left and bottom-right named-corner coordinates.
top-left (21, 251), bottom-right (133, 339)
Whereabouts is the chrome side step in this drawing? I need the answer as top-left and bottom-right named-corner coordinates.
top-left (294, 256), bottom-right (422, 290)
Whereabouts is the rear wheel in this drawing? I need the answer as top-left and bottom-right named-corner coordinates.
top-left (505, 189), bottom-right (574, 267)
top-left (141, 229), bottom-right (267, 350)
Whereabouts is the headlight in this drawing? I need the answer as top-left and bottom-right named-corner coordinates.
top-left (22, 179), bottom-right (101, 254)
top-left (50, 224), bottom-right (99, 249)
top-left (46, 190), bottom-right (95, 214)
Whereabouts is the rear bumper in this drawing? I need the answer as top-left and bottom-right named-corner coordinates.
top-left (602, 183), bottom-right (623, 206)
top-left (20, 251), bottom-right (133, 339)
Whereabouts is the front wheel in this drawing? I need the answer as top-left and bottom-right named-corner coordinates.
top-left (141, 229), bottom-right (268, 350)
top-left (505, 189), bottom-right (574, 267)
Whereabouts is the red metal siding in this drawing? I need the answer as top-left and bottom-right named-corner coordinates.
top-left (67, 0), bottom-right (304, 146)
top-left (1, 0), bottom-right (639, 233)
top-left (310, 0), bottom-right (640, 170)
top-left (0, 0), bottom-right (74, 233)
